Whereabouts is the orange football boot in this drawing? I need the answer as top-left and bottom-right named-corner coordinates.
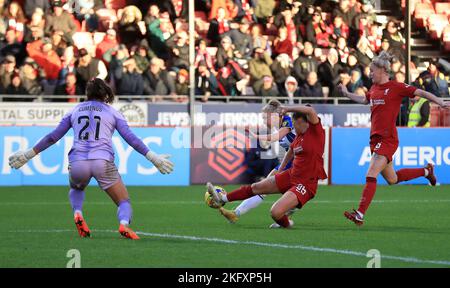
top-left (119, 224), bottom-right (140, 240)
top-left (74, 212), bottom-right (91, 238)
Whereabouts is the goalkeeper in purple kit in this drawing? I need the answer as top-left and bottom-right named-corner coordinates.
top-left (8, 78), bottom-right (174, 240)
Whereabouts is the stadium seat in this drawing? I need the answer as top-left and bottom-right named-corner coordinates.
top-left (427, 14), bottom-right (449, 39)
top-left (435, 2), bottom-right (450, 16)
top-left (414, 3), bottom-right (435, 28)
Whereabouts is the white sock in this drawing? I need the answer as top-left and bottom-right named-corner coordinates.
top-left (424, 168), bottom-right (429, 177)
top-left (356, 210), bottom-right (364, 218)
top-left (74, 210), bottom-right (82, 216)
top-left (234, 195), bottom-right (265, 217)
top-left (120, 220), bottom-right (129, 226)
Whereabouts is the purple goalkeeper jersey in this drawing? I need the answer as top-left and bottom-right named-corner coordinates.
top-left (34, 101), bottom-right (149, 162)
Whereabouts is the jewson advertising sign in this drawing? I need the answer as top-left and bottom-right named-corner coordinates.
top-left (0, 127), bottom-right (190, 186)
top-left (332, 128), bottom-right (450, 184)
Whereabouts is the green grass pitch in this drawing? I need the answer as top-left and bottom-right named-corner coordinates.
top-left (0, 185), bottom-right (449, 268)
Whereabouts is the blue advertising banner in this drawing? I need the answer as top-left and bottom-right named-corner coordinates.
top-left (0, 127), bottom-right (190, 186)
top-left (332, 128), bottom-right (450, 184)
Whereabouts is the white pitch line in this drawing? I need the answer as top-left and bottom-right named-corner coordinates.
top-left (9, 229), bottom-right (450, 267)
top-left (1, 199), bottom-right (450, 205)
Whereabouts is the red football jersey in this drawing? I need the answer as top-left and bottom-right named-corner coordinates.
top-left (365, 80), bottom-right (417, 142)
top-left (289, 119), bottom-right (327, 185)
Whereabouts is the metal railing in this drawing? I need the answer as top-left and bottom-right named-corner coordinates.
top-left (0, 94), bottom-right (360, 105)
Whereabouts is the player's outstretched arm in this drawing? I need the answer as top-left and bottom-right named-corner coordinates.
top-left (115, 117), bottom-right (174, 174)
top-left (281, 105), bottom-right (320, 125)
top-left (248, 127), bottom-right (291, 143)
top-left (414, 89), bottom-right (450, 109)
top-left (278, 147), bottom-right (294, 172)
top-left (9, 114), bottom-right (72, 169)
top-left (337, 83), bottom-right (369, 104)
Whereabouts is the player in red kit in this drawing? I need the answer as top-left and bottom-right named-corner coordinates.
top-left (206, 104), bottom-right (327, 228)
top-left (338, 51), bottom-right (450, 226)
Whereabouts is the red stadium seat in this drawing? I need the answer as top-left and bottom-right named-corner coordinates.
top-left (427, 14), bottom-right (449, 39)
top-left (435, 2), bottom-right (450, 16)
top-left (414, 3), bottom-right (435, 28)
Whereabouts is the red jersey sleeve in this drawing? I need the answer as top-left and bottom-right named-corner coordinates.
top-left (397, 82), bottom-right (417, 99)
top-left (309, 117), bottom-right (324, 135)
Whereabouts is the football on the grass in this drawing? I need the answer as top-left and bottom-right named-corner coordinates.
top-left (204, 186), bottom-right (226, 209)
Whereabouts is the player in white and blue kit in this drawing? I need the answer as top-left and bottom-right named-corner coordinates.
top-left (219, 100), bottom-right (296, 223)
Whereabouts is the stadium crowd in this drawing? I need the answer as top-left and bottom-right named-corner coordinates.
top-left (0, 0), bottom-right (448, 102)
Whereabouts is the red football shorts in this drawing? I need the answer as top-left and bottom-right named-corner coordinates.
top-left (274, 169), bottom-right (317, 208)
top-left (369, 136), bottom-right (399, 163)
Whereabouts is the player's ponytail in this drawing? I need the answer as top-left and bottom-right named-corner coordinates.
top-left (86, 78), bottom-right (115, 104)
top-left (372, 51), bottom-right (394, 74)
top-left (262, 99), bottom-right (282, 114)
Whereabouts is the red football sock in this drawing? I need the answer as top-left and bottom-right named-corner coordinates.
top-left (357, 177), bottom-right (377, 215)
top-left (396, 168), bottom-right (425, 183)
top-left (226, 185), bottom-right (254, 202)
top-left (275, 215), bottom-right (290, 228)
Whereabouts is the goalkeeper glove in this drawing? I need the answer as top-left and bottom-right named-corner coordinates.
top-left (9, 149), bottom-right (37, 169)
top-left (145, 151), bottom-right (174, 174)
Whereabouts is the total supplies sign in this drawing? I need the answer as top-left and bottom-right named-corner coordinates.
top-left (331, 128), bottom-right (450, 184)
top-left (0, 126), bottom-right (190, 186)
top-left (0, 102), bottom-right (148, 126)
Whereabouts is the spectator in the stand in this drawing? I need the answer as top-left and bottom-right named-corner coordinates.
top-left (293, 41), bottom-right (318, 85)
top-left (175, 68), bottom-right (189, 96)
top-left (336, 36), bottom-right (350, 64)
top-left (259, 75), bottom-right (279, 97)
top-left (118, 5), bottom-right (146, 49)
top-left (284, 75), bottom-right (299, 103)
top-left (330, 16), bottom-right (349, 43)
top-left (74, 48), bottom-right (107, 92)
top-left (332, 0), bottom-right (357, 29)
top-left (416, 60), bottom-right (450, 98)
top-left (45, 0), bottom-right (77, 38)
top-left (133, 44), bottom-right (154, 74)
top-left (273, 26), bottom-right (293, 58)
top-left (24, 0), bottom-right (50, 19)
top-left (54, 72), bottom-right (82, 102)
top-left (19, 57), bottom-right (44, 95)
top-left (51, 30), bottom-right (70, 57)
top-left (207, 7), bottom-right (231, 47)
top-left (355, 36), bottom-right (374, 67)
top-left (166, 30), bottom-right (190, 70)
top-left (4, 2), bottom-right (27, 41)
top-left (195, 39), bottom-right (214, 71)
top-left (298, 71), bottom-right (323, 98)
top-left (224, 18), bottom-right (253, 61)
top-left (271, 53), bottom-right (291, 96)
top-left (216, 35), bottom-right (236, 69)
top-left (250, 24), bottom-right (270, 52)
top-left (209, 0), bottom-right (239, 21)
top-left (254, 0), bottom-right (276, 24)
top-left (249, 47), bottom-right (273, 96)
top-left (26, 37), bottom-right (62, 81)
top-left (382, 20), bottom-right (405, 62)
top-left (143, 57), bottom-right (176, 98)
top-left (6, 73), bottom-right (28, 95)
top-left (114, 58), bottom-right (144, 96)
top-left (196, 60), bottom-right (219, 102)
top-left (345, 53), bottom-right (362, 74)
top-left (216, 66), bottom-right (237, 96)
top-left (390, 58), bottom-right (402, 75)
top-left (407, 95), bottom-right (431, 127)
top-left (361, 65), bottom-right (372, 89)
top-left (0, 29), bottom-right (26, 65)
top-left (367, 23), bottom-right (382, 53)
top-left (348, 69), bottom-right (364, 93)
top-left (306, 7), bottom-right (331, 48)
top-left (0, 55), bottom-right (17, 92)
top-left (318, 48), bottom-right (342, 97)
top-left (278, 6), bottom-right (297, 45)
top-left (96, 29), bottom-right (118, 63)
top-left (23, 9), bottom-right (45, 43)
